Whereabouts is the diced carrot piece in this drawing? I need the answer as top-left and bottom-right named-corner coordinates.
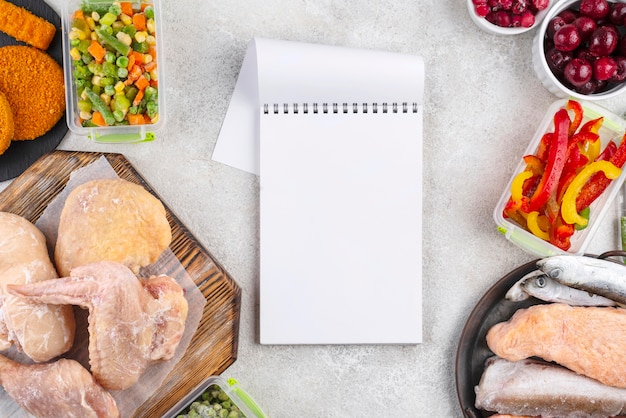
top-left (148, 45), bottom-right (157, 60)
top-left (149, 78), bottom-right (158, 88)
top-left (73, 9), bottom-right (85, 20)
top-left (124, 64), bottom-right (143, 85)
top-left (91, 111), bottom-right (106, 126)
top-left (120, 2), bottom-right (133, 16)
top-left (132, 13), bottom-right (146, 31)
top-left (134, 74), bottom-right (150, 91)
top-left (131, 51), bottom-right (144, 65)
top-left (87, 40), bottom-right (106, 63)
top-left (143, 61), bottom-right (156, 72)
top-left (127, 54), bottom-right (135, 70)
top-left (128, 113), bottom-right (145, 125)
top-left (140, 3), bottom-right (150, 11)
top-left (132, 89), bottom-right (144, 106)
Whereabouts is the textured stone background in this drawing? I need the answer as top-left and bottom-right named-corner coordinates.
top-left (3, 1), bottom-right (626, 416)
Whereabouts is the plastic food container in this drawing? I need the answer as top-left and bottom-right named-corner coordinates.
top-left (467, 0), bottom-right (554, 35)
top-left (163, 376), bottom-right (267, 418)
top-left (494, 99), bottom-right (626, 257)
top-left (532, 0), bottom-right (626, 101)
top-left (61, 0), bottom-right (165, 142)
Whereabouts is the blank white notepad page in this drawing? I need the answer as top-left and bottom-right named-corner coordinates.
top-left (260, 105), bottom-right (423, 344)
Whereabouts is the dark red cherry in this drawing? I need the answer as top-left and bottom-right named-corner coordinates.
top-left (554, 24), bottom-right (582, 51)
top-left (589, 25), bottom-right (619, 56)
top-left (609, 3), bottom-right (626, 25)
top-left (593, 56), bottom-right (618, 80)
top-left (579, 0), bottom-right (610, 20)
top-left (574, 16), bottom-right (597, 41)
top-left (564, 58), bottom-right (593, 87)
top-left (609, 56), bottom-right (626, 82)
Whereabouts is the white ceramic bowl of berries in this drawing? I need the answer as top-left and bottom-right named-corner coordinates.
top-left (533, 0), bottom-right (626, 100)
top-left (468, 0), bottom-right (552, 35)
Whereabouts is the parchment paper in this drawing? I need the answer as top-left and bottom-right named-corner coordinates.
top-left (1, 156), bottom-right (205, 418)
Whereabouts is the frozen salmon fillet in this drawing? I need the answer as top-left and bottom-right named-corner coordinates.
top-left (487, 303), bottom-right (626, 389)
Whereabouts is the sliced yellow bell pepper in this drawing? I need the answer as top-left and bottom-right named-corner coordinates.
top-left (561, 160), bottom-right (622, 227)
top-left (526, 211), bottom-right (550, 241)
top-left (509, 170), bottom-right (533, 210)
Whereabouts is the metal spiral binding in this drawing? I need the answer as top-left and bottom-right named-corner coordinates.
top-left (263, 102), bottom-right (420, 115)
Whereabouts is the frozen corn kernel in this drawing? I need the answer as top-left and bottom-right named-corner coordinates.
top-left (116, 31), bottom-right (132, 46)
top-left (119, 13), bottom-right (132, 25)
top-left (69, 47), bottom-right (81, 60)
top-left (114, 81), bottom-right (125, 93)
top-left (91, 11), bottom-right (100, 22)
top-left (146, 18), bottom-right (156, 34)
top-left (134, 31), bottom-right (147, 43)
top-left (146, 35), bottom-right (156, 46)
top-left (143, 53), bottom-right (153, 64)
top-left (79, 110), bottom-right (92, 120)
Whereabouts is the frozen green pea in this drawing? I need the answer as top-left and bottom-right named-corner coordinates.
top-left (117, 67), bottom-right (128, 78)
top-left (116, 55), bottom-right (128, 68)
top-left (104, 85), bottom-right (116, 96)
top-left (105, 51), bottom-right (116, 63)
top-left (144, 6), bottom-right (154, 19)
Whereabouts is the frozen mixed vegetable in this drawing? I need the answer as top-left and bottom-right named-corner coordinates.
top-left (69, 0), bottom-right (158, 127)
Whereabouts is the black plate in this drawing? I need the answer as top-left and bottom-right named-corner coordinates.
top-left (0, 0), bottom-right (67, 181)
top-left (455, 251), bottom-right (626, 417)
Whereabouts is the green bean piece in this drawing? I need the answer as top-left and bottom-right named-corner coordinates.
top-left (112, 109), bottom-right (125, 122)
top-left (84, 87), bottom-right (116, 126)
top-left (73, 64), bottom-right (92, 80)
top-left (95, 28), bottom-right (131, 56)
top-left (125, 86), bottom-right (138, 101)
top-left (99, 12), bottom-right (117, 26)
top-left (77, 39), bottom-right (91, 54)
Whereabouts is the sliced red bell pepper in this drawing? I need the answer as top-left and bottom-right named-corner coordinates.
top-left (576, 131), bottom-right (626, 212)
top-left (527, 108), bottom-right (570, 212)
top-left (579, 116), bottom-right (604, 134)
top-left (549, 215), bottom-right (575, 251)
top-left (566, 99), bottom-right (583, 137)
top-left (597, 140), bottom-right (617, 161)
top-left (536, 132), bottom-right (552, 162)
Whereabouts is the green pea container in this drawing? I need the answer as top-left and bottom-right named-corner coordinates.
top-left (163, 376), bottom-right (267, 418)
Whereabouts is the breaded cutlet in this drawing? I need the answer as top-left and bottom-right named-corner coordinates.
top-left (0, 0), bottom-right (56, 50)
top-left (0, 90), bottom-right (13, 155)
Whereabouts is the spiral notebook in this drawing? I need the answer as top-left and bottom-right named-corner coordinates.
top-left (213, 38), bottom-right (424, 344)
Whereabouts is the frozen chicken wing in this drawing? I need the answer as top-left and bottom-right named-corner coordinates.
top-left (8, 261), bottom-right (188, 390)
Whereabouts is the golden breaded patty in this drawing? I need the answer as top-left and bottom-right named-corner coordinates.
top-left (0, 0), bottom-right (56, 50)
top-left (0, 46), bottom-right (65, 140)
top-left (0, 89), bottom-right (13, 155)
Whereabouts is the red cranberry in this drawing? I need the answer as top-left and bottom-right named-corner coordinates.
top-left (609, 56), bottom-right (626, 82)
top-left (574, 16), bottom-right (597, 41)
top-left (564, 58), bottom-right (594, 86)
top-left (512, 0), bottom-right (528, 14)
top-left (579, 0), bottom-right (610, 20)
top-left (494, 10), bottom-right (512, 26)
top-left (554, 24), bottom-right (582, 51)
top-left (532, 0), bottom-right (549, 11)
top-left (520, 10), bottom-right (535, 27)
top-left (589, 25), bottom-right (619, 56)
top-left (593, 56), bottom-right (618, 80)
top-left (609, 3), bottom-right (626, 25)
top-left (475, 4), bottom-right (491, 17)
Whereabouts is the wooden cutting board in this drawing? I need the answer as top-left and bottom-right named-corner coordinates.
top-left (0, 150), bottom-right (242, 417)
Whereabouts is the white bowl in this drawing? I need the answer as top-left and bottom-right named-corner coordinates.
top-left (467, 0), bottom-right (553, 35)
top-left (533, 0), bottom-right (626, 100)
